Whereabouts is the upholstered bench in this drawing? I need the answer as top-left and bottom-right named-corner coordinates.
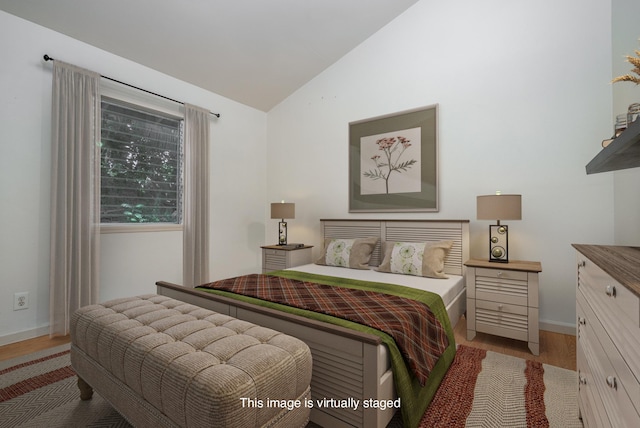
top-left (70, 294), bottom-right (312, 428)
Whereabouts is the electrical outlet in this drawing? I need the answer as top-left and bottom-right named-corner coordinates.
top-left (14, 292), bottom-right (29, 311)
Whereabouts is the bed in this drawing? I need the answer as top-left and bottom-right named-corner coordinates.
top-left (157, 219), bottom-right (469, 428)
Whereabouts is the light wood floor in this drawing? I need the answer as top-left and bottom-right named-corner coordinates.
top-left (0, 335), bottom-right (71, 362)
top-left (1, 316), bottom-right (576, 370)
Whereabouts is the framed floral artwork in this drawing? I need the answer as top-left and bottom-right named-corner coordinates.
top-left (349, 104), bottom-right (439, 212)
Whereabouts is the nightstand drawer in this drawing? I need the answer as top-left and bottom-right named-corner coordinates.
top-left (263, 248), bottom-right (286, 257)
top-left (476, 267), bottom-right (528, 281)
top-left (474, 268), bottom-right (529, 306)
top-left (264, 263), bottom-right (284, 272)
top-left (264, 251), bottom-right (286, 264)
top-left (475, 299), bottom-right (528, 341)
top-left (264, 254), bottom-right (286, 271)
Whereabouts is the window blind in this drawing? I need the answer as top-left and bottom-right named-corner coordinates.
top-left (100, 97), bottom-right (183, 223)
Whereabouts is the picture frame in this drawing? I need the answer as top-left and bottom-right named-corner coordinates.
top-left (349, 104), bottom-right (439, 212)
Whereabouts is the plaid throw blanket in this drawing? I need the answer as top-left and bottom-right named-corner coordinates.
top-left (201, 274), bottom-right (449, 385)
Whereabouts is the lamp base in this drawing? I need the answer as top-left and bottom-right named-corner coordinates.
top-left (488, 224), bottom-right (509, 263)
top-left (277, 221), bottom-right (288, 246)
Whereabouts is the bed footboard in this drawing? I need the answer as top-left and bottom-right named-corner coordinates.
top-left (157, 281), bottom-right (394, 428)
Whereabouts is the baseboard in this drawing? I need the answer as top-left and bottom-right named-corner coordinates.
top-left (540, 320), bottom-right (576, 336)
top-left (0, 325), bottom-right (50, 347)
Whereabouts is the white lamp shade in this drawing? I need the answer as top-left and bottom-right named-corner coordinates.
top-left (477, 194), bottom-right (521, 220)
top-left (271, 202), bottom-right (295, 219)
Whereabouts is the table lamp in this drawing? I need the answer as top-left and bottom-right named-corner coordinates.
top-left (477, 193), bottom-right (521, 262)
top-left (271, 201), bottom-right (295, 245)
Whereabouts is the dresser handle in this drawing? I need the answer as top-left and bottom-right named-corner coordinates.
top-left (605, 285), bottom-right (617, 298)
top-left (498, 304), bottom-right (504, 310)
top-left (606, 376), bottom-right (617, 390)
top-left (579, 375), bottom-right (587, 385)
top-left (577, 260), bottom-right (586, 268)
top-left (578, 317), bottom-right (586, 326)
top-left (497, 271), bottom-right (503, 277)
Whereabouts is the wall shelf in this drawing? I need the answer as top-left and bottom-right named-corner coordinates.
top-left (586, 117), bottom-right (640, 174)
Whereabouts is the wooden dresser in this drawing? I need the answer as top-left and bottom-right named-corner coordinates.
top-left (573, 244), bottom-right (640, 427)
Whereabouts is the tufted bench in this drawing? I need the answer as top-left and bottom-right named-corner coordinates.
top-left (70, 294), bottom-right (312, 428)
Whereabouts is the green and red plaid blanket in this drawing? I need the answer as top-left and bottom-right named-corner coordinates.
top-left (197, 269), bottom-right (456, 428)
top-left (199, 273), bottom-right (448, 385)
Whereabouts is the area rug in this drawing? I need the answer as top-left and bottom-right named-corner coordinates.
top-left (0, 344), bottom-right (581, 427)
top-left (419, 345), bottom-right (582, 428)
top-left (0, 344), bottom-right (131, 428)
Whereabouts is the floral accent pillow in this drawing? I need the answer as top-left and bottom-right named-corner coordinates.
top-left (376, 240), bottom-right (454, 278)
top-left (325, 239), bottom-right (352, 267)
top-left (315, 237), bottom-right (379, 269)
top-left (389, 242), bottom-right (425, 275)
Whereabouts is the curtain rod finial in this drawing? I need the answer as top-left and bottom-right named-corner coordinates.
top-left (43, 54), bottom-right (53, 62)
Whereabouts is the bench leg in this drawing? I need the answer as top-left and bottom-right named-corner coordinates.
top-left (77, 376), bottom-right (94, 401)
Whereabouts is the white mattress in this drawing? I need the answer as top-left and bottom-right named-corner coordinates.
top-left (286, 263), bottom-right (465, 308)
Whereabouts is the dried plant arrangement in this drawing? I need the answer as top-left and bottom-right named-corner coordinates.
top-left (612, 45), bottom-right (640, 84)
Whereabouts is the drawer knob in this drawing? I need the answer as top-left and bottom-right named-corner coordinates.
top-left (606, 376), bottom-right (617, 390)
top-left (498, 304), bottom-right (504, 310)
top-left (605, 285), bottom-right (617, 298)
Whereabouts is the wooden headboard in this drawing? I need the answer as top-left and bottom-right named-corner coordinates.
top-left (320, 219), bottom-right (470, 276)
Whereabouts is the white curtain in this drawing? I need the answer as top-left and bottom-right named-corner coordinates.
top-left (183, 104), bottom-right (210, 287)
top-left (49, 61), bottom-right (101, 336)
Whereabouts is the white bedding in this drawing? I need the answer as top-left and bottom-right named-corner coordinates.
top-left (286, 263), bottom-right (465, 308)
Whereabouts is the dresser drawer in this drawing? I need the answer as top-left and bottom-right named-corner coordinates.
top-left (578, 290), bottom-right (640, 424)
top-left (577, 334), bottom-right (611, 428)
top-left (474, 267), bottom-right (530, 306)
top-left (475, 299), bottom-right (528, 341)
top-left (578, 255), bottom-right (639, 328)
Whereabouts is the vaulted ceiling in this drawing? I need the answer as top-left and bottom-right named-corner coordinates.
top-left (0, 0), bottom-right (420, 111)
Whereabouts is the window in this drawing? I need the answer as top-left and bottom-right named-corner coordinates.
top-left (100, 97), bottom-right (183, 224)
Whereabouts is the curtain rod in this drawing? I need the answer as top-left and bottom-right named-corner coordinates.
top-left (43, 54), bottom-right (220, 118)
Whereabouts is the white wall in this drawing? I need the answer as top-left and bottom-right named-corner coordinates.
top-left (612, 0), bottom-right (640, 245)
top-left (267, 0), bottom-right (615, 332)
top-left (0, 11), bottom-right (268, 344)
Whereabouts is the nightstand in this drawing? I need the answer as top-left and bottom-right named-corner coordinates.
top-left (465, 258), bottom-right (542, 355)
top-left (261, 245), bottom-right (313, 273)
